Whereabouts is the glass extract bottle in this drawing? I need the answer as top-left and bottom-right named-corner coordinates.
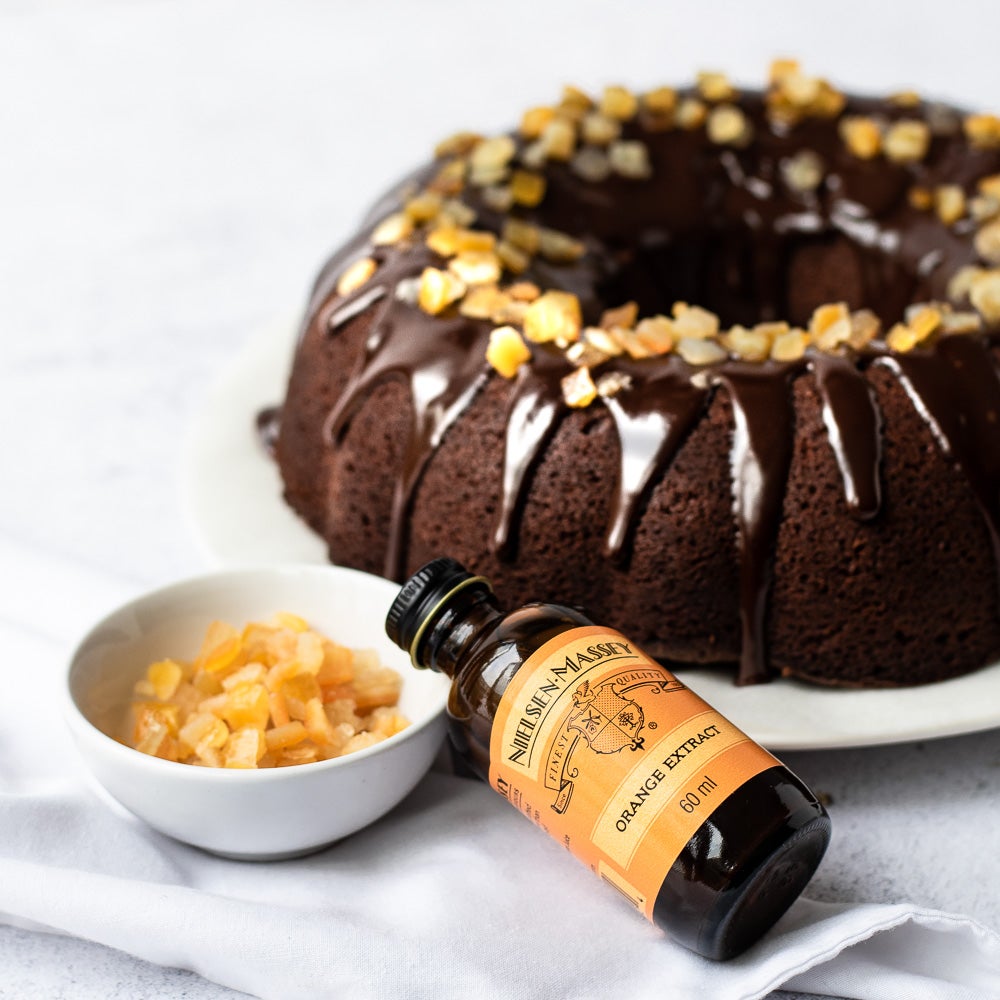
top-left (385, 558), bottom-right (831, 961)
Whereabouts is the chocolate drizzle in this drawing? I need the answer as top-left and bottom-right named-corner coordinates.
top-left (322, 313), bottom-right (1000, 682)
top-left (323, 250), bottom-right (491, 581)
top-left (719, 367), bottom-right (797, 684)
top-left (329, 285), bottom-right (387, 330)
top-left (601, 361), bottom-right (709, 562)
top-left (492, 352), bottom-right (566, 560)
top-left (885, 337), bottom-right (1000, 594)
top-left (813, 354), bottom-right (883, 519)
top-left (492, 355), bottom-right (711, 564)
top-left (286, 86), bottom-right (1000, 684)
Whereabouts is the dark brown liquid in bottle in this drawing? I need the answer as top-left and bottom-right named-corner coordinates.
top-left (387, 559), bottom-right (831, 960)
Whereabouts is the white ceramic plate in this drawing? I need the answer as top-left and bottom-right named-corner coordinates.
top-left (181, 326), bottom-right (1000, 751)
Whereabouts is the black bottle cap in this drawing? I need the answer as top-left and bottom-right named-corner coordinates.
top-left (385, 557), bottom-right (492, 667)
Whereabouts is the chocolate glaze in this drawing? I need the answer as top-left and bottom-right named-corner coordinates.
top-left (720, 366), bottom-right (797, 684)
top-left (290, 87), bottom-right (1000, 683)
top-left (323, 245), bottom-right (491, 581)
top-left (884, 337), bottom-right (1000, 595)
top-left (813, 354), bottom-right (883, 520)
top-left (601, 360), bottom-right (708, 563)
top-left (492, 351), bottom-right (566, 560)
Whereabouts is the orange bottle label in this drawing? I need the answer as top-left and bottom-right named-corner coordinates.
top-left (488, 626), bottom-right (778, 920)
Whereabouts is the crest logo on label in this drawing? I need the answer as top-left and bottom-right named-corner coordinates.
top-left (567, 679), bottom-right (646, 753)
top-left (544, 669), bottom-right (682, 814)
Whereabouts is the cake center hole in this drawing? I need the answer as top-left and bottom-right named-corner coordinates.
top-left (599, 230), bottom-right (917, 329)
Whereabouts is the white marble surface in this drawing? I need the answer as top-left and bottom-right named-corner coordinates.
top-left (2, 2), bottom-right (1000, 997)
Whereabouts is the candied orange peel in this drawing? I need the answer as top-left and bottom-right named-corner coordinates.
top-left (338, 64), bottom-right (1000, 413)
top-left (129, 615), bottom-right (409, 768)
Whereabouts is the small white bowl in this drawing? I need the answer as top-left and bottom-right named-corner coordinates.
top-left (64, 565), bottom-right (450, 860)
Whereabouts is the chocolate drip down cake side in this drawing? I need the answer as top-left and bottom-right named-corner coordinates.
top-left (266, 61), bottom-right (1000, 689)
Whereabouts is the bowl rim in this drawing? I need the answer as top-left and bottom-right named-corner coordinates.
top-left (63, 563), bottom-right (450, 782)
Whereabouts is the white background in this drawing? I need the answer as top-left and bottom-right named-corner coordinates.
top-left (2, 2), bottom-right (999, 997)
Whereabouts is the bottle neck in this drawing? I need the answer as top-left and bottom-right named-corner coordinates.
top-left (416, 585), bottom-right (504, 678)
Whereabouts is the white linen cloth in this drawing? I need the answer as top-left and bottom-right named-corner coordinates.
top-left (1, 541), bottom-right (999, 1000)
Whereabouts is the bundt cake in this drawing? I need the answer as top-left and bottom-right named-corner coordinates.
top-left (268, 62), bottom-right (1000, 687)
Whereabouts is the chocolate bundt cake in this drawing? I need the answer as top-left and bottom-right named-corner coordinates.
top-left (270, 62), bottom-right (1000, 687)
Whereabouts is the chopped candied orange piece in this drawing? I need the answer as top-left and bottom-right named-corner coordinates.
top-left (304, 697), bottom-right (339, 746)
top-left (351, 648), bottom-right (381, 675)
top-left (321, 681), bottom-right (356, 704)
top-left (224, 727), bottom-right (266, 768)
top-left (281, 673), bottom-right (322, 721)
top-left (153, 735), bottom-right (179, 761)
top-left (133, 704), bottom-right (180, 760)
top-left (295, 631), bottom-right (325, 674)
top-left (220, 682), bottom-right (270, 731)
top-left (179, 712), bottom-right (229, 758)
top-left (510, 170), bottom-right (546, 207)
top-left (273, 611), bottom-right (309, 633)
top-left (353, 669), bottom-right (404, 713)
top-left (268, 689), bottom-right (291, 728)
top-left (265, 652), bottom-right (308, 691)
top-left (191, 747), bottom-right (223, 767)
top-left (324, 697), bottom-right (362, 731)
top-left (129, 614), bottom-right (409, 767)
top-left (343, 732), bottom-right (384, 754)
top-left (265, 720), bottom-right (307, 751)
top-left (147, 659), bottom-right (184, 700)
top-left (321, 723), bottom-right (357, 759)
top-left (197, 692), bottom-right (228, 715)
top-left (241, 622), bottom-right (283, 665)
top-left (486, 325), bottom-right (532, 378)
top-left (195, 621), bottom-right (243, 674)
top-left (365, 707), bottom-right (410, 739)
top-left (192, 669), bottom-right (223, 697)
top-left (523, 290), bottom-right (582, 344)
top-left (277, 743), bottom-right (320, 767)
top-left (170, 682), bottom-right (201, 717)
top-left (317, 640), bottom-right (353, 685)
top-left (320, 681), bottom-right (354, 710)
top-left (222, 662), bottom-right (266, 690)
top-left (133, 701), bottom-right (178, 735)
